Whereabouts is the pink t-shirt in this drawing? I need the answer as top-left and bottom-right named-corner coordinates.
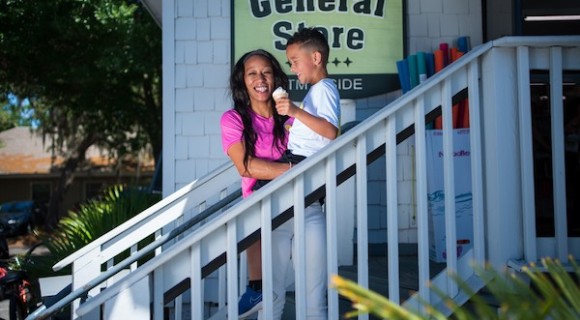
top-left (221, 109), bottom-right (288, 198)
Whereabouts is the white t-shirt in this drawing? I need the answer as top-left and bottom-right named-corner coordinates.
top-left (287, 78), bottom-right (340, 157)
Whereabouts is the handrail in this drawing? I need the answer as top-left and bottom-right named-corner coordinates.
top-left (26, 188), bottom-right (242, 320)
top-left (53, 161), bottom-right (238, 271)
top-left (492, 35), bottom-right (580, 47)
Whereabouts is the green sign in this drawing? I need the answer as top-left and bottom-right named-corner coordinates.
top-left (232, 0), bottom-right (404, 99)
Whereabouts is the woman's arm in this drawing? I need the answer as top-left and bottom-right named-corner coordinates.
top-left (227, 142), bottom-right (290, 179)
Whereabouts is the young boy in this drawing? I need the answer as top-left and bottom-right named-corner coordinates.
top-left (253, 27), bottom-right (341, 187)
top-left (276, 28), bottom-right (341, 160)
top-left (250, 27), bottom-right (340, 320)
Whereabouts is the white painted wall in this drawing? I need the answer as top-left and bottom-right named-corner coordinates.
top-left (163, 0), bottom-right (483, 244)
top-left (163, 0), bottom-right (231, 195)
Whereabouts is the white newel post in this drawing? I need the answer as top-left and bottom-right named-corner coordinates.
top-left (480, 47), bottom-right (524, 269)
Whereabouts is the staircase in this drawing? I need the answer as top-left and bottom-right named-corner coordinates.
top-left (26, 36), bottom-right (580, 320)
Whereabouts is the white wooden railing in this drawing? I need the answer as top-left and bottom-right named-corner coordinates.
top-left (26, 36), bottom-right (580, 320)
top-left (27, 161), bottom-right (243, 318)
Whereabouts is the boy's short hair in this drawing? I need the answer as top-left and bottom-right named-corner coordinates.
top-left (287, 27), bottom-right (330, 65)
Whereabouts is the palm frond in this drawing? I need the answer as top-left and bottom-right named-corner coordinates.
top-left (331, 257), bottom-right (580, 320)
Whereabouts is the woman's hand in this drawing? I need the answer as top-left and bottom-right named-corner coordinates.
top-left (227, 142), bottom-right (290, 179)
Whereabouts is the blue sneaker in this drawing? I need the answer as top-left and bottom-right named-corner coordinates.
top-left (238, 286), bottom-right (262, 318)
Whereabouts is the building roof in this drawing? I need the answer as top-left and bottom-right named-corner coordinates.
top-left (141, 0), bottom-right (161, 26)
top-left (0, 127), bottom-right (154, 175)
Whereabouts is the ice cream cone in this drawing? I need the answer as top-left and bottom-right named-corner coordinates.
top-left (272, 87), bottom-right (288, 101)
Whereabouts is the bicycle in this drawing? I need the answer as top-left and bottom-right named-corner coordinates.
top-left (0, 239), bottom-right (41, 320)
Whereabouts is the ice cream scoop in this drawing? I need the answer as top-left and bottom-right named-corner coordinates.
top-left (272, 87), bottom-right (288, 100)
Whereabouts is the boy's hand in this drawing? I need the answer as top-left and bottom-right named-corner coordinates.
top-left (275, 97), bottom-right (296, 117)
top-left (274, 95), bottom-right (338, 140)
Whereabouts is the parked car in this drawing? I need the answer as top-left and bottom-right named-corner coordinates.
top-left (0, 201), bottom-right (42, 237)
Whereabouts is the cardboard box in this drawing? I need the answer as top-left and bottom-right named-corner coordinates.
top-left (426, 129), bottom-right (473, 263)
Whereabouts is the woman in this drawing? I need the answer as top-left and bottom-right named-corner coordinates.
top-left (220, 49), bottom-right (291, 318)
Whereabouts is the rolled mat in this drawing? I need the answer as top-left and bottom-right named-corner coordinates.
top-left (407, 54), bottom-right (419, 89)
top-left (439, 42), bottom-right (449, 66)
top-left (434, 50), bottom-right (445, 73)
top-left (450, 47), bottom-right (459, 62)
top-left (425, 52), bottom-right (435, 77)
top-left (396, 59), bottom-right (411, 93)
top-left (457, 36), bottom-right (470, 53)
top-left (417, 51), bottom-right (427, 83)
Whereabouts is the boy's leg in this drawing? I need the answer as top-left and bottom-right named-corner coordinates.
top-left (303, 203), bottom-right (328, 319)
top-left (259, 220), bottom-right (293, 320)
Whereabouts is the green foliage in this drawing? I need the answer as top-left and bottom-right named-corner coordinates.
top-left (19, 184), bottom-right (160, 278)
top-left (0, 102), bottom-right (19, 132)
top-left (0, 95), bottom-right (35, 131)
top-left (0, 0), bottom-right (162, 220)
top-left (332, 257), bottom-right (580, 320)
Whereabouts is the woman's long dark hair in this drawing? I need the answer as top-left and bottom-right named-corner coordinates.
top-left (229, 49), bottom-right (289, 172)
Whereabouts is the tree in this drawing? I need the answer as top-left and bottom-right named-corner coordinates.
top-left (0, 95), bottom-right (35, 131)
top-left (0, 0), bottom-right (162, 224)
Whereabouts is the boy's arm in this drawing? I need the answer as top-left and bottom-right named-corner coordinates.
top-left (276, 98), bottom-right (338, 140)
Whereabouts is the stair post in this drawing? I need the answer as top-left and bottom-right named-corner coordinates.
top-left (480, 46), bottom-right (525, 269)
